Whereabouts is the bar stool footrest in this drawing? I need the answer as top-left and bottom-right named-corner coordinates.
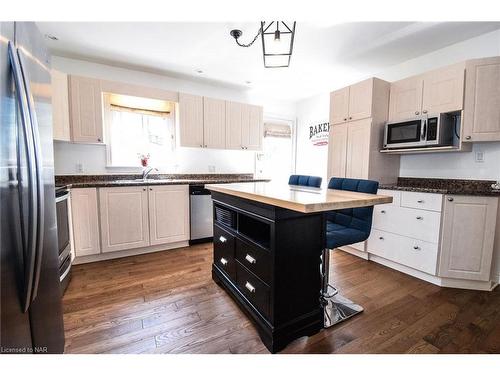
top-left (322, 293), bottom-right (363, 328)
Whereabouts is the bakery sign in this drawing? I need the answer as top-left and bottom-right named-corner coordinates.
top-left (309, 121), bottom-right (330, 146)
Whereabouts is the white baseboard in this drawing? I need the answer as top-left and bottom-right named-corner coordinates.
top-left (369, 254), bottom-right (498, 291)
top-left (73, 240), bottom-right (190, 265)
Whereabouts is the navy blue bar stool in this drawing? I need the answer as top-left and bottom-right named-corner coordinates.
top-left (322, 177), bottom-right (379, 327)
top-left (288, 174), bottom-right (322, 188)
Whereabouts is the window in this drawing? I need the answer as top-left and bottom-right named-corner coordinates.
top-left (255, 119), bottom-right (295, 183)
top-left (104, 93), bottom-right (175, 167)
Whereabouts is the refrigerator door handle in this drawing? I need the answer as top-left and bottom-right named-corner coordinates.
top-left (8, 41), bottom-right (38, 312)
top-left (18, 48), bottom-right (45, 303)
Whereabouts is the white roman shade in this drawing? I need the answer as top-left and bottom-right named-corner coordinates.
top-left (264, 122), bottom-right (292, 138)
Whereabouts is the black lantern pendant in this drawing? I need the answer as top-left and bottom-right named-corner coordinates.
top-left (230, 21), bottom-right (297, 68)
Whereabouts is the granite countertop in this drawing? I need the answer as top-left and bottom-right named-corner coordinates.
top-left (379, 177), bottom-right (500, 196)
top-left (206, 182), bottom-right (392, 213)
top-left (55, 173), bottom-right (270, 189)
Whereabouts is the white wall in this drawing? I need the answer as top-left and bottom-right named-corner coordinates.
top-left (52, 56), bottom-right (296, 175)
top-left (295, 29), bottom-right (500, 181)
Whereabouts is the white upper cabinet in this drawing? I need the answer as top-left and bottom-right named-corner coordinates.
top-left (389, 63), bottom-right (465, 122)
top-left (389, 76), bottom-right (424, 121)
top-left (421, 63), bottom-right (465, 115)
top-left (348, 78), bottom-right (374, 122)
top-left (51, 69), bottom-right (71, 141)
top-left (99, 187), bottom-right (150, 253)
top-left (330, 87), bottom-right (350, 125)
top-left (244, 104), bottom-right (263, 150)
top-left (330, 79), bottom-right (374, 125)
top-left (203, 97), bottom-right (226, 149)
top-left (439, 195), bottom-right (498, 281)
top-left (226, 101), bottom-right (263, 150)
top-left (226, 101), bottom-right (243, 149)
top-left (148, 185), bottom-right (190, 245)
top-left (68, 75), bottom-right (104, 144)
top-left (178, 93), bottom-right (204, 148)
top-left (463, 57), bottom-right (500, 142)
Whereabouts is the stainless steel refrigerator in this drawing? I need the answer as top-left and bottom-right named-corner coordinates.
top-left (1, 22), bottom-right (65, 354)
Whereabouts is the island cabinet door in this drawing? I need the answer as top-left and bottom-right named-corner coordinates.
top-left (148, 185), bottom-right (190, 245)
top-left (99, 187), bottom-right (150, 253)
top-left (438, 195), bottom-right (498, 281)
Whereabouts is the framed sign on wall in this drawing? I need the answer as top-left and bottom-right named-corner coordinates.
top-left (309, 120), bottom-right (330, 146)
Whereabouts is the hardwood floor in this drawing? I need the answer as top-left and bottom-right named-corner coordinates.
top-left (63, 244), bottom-right (500, 354)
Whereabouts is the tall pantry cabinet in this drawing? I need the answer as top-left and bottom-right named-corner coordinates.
top-left (327, 77), bottom-right (400, 184)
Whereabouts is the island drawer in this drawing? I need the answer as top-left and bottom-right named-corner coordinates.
top-left (213, 224), bottom-right (236, 280)
top-left (236, 261), bottom-right (271, 319)
top-left (236, 239), bottom-right (271, 284)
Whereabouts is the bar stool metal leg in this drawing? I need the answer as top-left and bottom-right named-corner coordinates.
top-left (320, 248), bottom-right (364, 328)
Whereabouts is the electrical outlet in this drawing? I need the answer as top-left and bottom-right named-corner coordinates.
top-left (76, 162), bottom-right (84, 173)
top-left (208, 165), bottom-right (216, 173)
top-left (475, 151), bottom-right (485, 163)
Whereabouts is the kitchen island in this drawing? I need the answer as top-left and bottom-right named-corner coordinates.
top-left (205, 182), bottom-right (392, 353)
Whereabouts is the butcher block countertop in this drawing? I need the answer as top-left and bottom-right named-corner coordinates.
top-left (206, 182), bottom-right (393, 213)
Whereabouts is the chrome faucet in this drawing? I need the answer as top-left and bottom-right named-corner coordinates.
top-left (142, 167), bottom-right (158, 180)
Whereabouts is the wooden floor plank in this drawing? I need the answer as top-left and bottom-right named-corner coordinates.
top-left (62, 244), bottom-right (500, 354)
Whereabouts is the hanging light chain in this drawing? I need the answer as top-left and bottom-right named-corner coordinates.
top-left (234, 27), bottom-right (262, 48)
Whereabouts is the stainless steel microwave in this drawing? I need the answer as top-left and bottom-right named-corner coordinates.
top-left (383, 113), bottom-right (456, 149)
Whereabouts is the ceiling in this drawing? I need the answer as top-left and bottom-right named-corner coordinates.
top-left (37, 22), bottom-right (500, 102)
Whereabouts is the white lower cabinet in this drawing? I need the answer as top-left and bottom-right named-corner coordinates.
top-left (148, 185), bottom-right (190, 245)
top-left (438, 195), bottom-right (498, 281)
top-left (71, 188), bottom-right (101, 257)
top-left (368, 229), bottom-right (438, 275)
top-left (366, 189), bottom-right (499, 286)
top-left (99, 186), bottom-right (150, 253)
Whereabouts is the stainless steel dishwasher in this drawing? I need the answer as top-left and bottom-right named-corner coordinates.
top-left (189, 185), bottom-right (213, 244)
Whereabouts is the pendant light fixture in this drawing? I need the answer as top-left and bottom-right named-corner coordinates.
top-left (229, 21), bottom-right (296, 68)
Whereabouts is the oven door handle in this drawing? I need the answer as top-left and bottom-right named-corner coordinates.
top-left (56, 191), bottom-right (70, 203)
top-left (422, 119), bottom-right (427, 141)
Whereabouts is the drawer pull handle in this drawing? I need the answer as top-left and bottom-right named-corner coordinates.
top-left (245, 281), bottom-right (256, 293)
top-left (417, 200), bottom-right (424, 203)
top-left (220, 257), bottom-right (228, 266)
top-left (447, 197), bottom-right (454, 202)
top-left (413, 246), bottom-right (421, 250)
top-left (219, 236), bottom-right (227, 243)
top-left (245, 254), bottom-right (256, 264)
top-left (379, 236), bottom-right (384, 240)
top-left (380, 210), bottom-right (386, 214)
top-left (416, 216), bottom-right (423, 220)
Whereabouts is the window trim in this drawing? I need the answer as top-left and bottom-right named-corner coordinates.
top-left (103, 92), bottom-right (177, 168)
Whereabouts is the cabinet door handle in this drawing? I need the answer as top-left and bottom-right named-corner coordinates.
top-left (417, 200), bottom-right (424, 203)
top-left (219, 236), bottom-right (227, 243)
top-left (245, 254), bottom-right (256, 264)
top-left (380, 210), bottom-right (386, 214)
top-left (343, 118), bottom-right (347, 121)
top-left (245, 281), bottom-right (256, 293)
top-left (413, 246), bottom-right (421, 250)
top-left (415, 111), bottom-right (420, 115)
top-left (349, 116), bottom-right (352, 120)
top-left (465, 135), bottom-right (471, 140)
top-left (416, 216), bottom-right (423, 220)
top-left (422, 110), bottom-right (428, 114)
top-left (220, 257), bottom-right (228, 265)
top-left (447, 197), bottom-right (454, 202)
top-left (379, 236), bottom-right (384, 240)
top-left (142, 188), bottom-right (146, 191)
top-left (97, 138), bottom-right (102, 142)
